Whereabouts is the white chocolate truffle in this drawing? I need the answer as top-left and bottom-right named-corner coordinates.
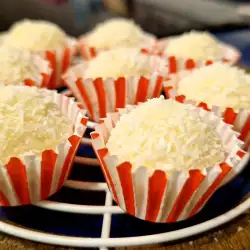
top-left (107, 97), bottom-right (225, 171)
top-left (84, 48), bottom-right (157, 78)
top-left (164, 31), bottom-right (222, 60)
top-left (5, 19), bottom-right (67, 51)
top-left (0, 86), bottom-right (73, 164)
top-left (84, 18), bottom-right (149, 49)
top-left (178, 63), bottom-right (250, 110)
top-left (0, 46), bottom-right (46, 86)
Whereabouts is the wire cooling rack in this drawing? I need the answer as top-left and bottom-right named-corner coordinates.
top-left (35, 136), bottom-right (122, 250)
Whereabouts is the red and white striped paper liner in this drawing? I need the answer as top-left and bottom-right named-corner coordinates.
top-left (23, 54), bottom-right (52, 88)
top-left (0, 33), bottom-right (77, 89)
top-left (143, 38), bottom-right (241, 67)
top-left (78, 33), bottom-right (157, 60)
top-left (38, 37), bottom-right (78, 89)
top-left (62, 55), bottom-right (166, 122)
top-left (164, 68), bottom-right (250, 152)
top-left (0, 88), bottom-right (88, 207)
top-left (90, 103), bottom-right (249, 223)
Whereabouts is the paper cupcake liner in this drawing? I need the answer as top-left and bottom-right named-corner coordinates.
top-left (78, 33), bottom-right (157, 60)
top-left (90, 103), bottom-right (249, 223)
top-left (0, 33), bottom-right (77, 89)
top-left (143, 38), bottom-right (241, 67)
top-left (23, 54), bottom-right (52, 88)
top-left (0, 34), bottom-right (51, 88)
top-left (0, 89), bottom-right (88, 207)
top-left (163, 68), bottom-right (250, 152)
top-left (62, 54), bottom-right (166, 122)
top-left (39, 37), bottom-right (78, 89)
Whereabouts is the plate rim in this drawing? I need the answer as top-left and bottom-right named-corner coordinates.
top-left (0, 196), bottom-right (250, 248)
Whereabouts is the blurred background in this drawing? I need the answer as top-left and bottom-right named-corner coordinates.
top-left (0, 0), bottom-right (250, 37)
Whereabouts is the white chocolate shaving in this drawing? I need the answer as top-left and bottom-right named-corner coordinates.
top-left (164, 31), bottom-right (222, 60)
top-left (5, 19), bottom-right (67, 51)
top-left (84, 18), bottom-right (148, 49)
top-left (0, 46), bottom-right (44, 86)
top-left (0, 86), bottom-right (73, 164)
top-left (107, 97), bottom-right (225, 171)
top-left (84, 48), bottom-right (156, 78)
top-left (178, 62), bottom-right (250, 110)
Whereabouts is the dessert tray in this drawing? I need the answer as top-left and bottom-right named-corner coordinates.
top-left (0, 87), bottom-right (249, 250)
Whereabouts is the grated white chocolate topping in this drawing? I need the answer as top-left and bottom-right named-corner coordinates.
top-left (164, 31), bottom-right (222, 60)
top-left (84, 18), bottom-right (148, 49)
top-left (0, 46), bottom-right (44, 86)
top-left (0, 86), bottom-right (73, 164)
top-left (84, 48), bottom-right (156, 78)
top-left (178, 62), bottom-right (250, 110)
top-left (107, 97), bottom-right (225, 171)
top-left (5, 19), bottom-right (67, 51)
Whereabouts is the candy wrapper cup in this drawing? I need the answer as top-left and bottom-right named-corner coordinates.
top-left (40, 37), bottom-right (78, 89)
top-left (90, 103), bottom-right (249, 223)
top-left (0, 33), bottom-right (78, 89)
top-left (23, 54), bottom-right (52, 88)
top-left (78, 33), bottom-right (157, 60)
top-left (0, 33), bottom-right (52, 88)
top-left (0, 89), bottom-right (88, 207)
top-left (62, 54), bottom-right (166, 122)
top-left (143, 38), bottom-right (241, 66)
top-left (163, 68), bottom-right (250, 152)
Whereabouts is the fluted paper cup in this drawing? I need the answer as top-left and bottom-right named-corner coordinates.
top-left (40, 37), bottom-right (78, 89)
top-left (78, 33), bottom-right (157, 60)
top-left (22, 53), bottom-right (52, 88)
top-left (62, 55), bottom-right (166, 121)
top-left (0, 88), bottom-right (88, 206)
top-left (90, 103), bottom-right (249, 223)
top-left (164, 68), bottom-right (250, 152)
top-left (0, 36), bottom-right (52, 88)
top-left (0, 33), bottom-right (78, 89)
top-left (142, 38), bottom-right (241, 67)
